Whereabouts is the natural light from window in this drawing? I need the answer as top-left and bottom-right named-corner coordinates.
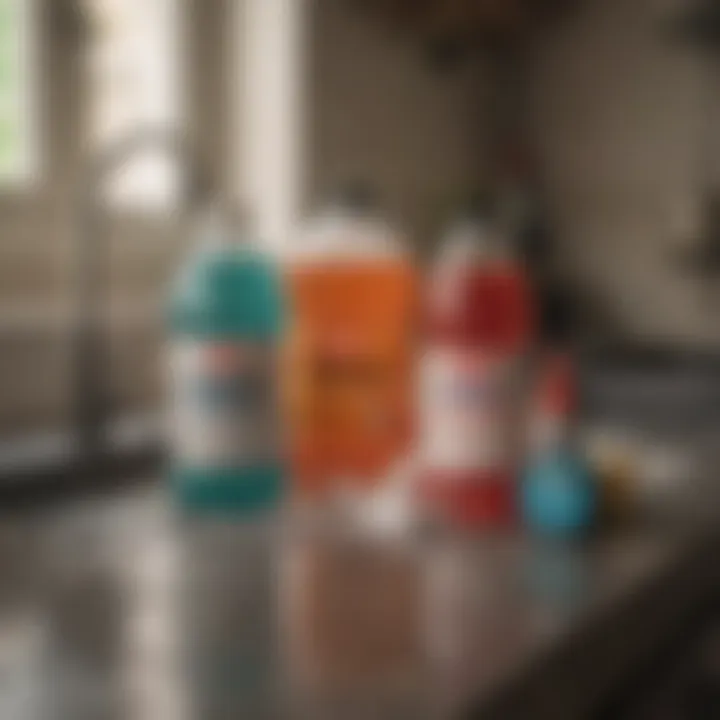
top-left (0, 0), bottom-right (36, 184)
top-left (87, 0), bottom-right (182, 210)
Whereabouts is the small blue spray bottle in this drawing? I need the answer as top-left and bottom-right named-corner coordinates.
top-left (522, 352), bottom-right (596, 536)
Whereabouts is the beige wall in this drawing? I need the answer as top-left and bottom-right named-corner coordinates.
top-left (0, 0), bottom-right (82, 434)
top-left (533, 0), bottom-right (717, 345)
top-left (307, 0), bottom-right (489, 253)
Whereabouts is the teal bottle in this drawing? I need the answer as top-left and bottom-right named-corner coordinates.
top-left (168, 210), bottom-right (285, 513)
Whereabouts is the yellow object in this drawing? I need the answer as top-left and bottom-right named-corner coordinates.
top-left (594, 453), bottom-right (639, 522)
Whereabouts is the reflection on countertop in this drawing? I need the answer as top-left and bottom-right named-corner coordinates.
top-left (0, 484), bottom-right (717, 719)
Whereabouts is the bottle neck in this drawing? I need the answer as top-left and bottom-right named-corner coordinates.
top-left (300, 206), bottom-right (403, 259)
top-left (441, 220), bottom-right (514, 267)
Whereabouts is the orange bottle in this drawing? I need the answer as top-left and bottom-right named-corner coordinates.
top-left (287, 187), bottom-right (416, 498)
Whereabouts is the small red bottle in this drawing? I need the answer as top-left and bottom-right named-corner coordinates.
top-left (418, 210), bottom-right (534, 528)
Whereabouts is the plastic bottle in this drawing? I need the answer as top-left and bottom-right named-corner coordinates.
top-left (419, 208), bottom-right (534, 528)
top-left (168, 207), bottom-right (285, 512)
top-left (522, 352), bottom-right (596, 536)
top-left (287, 185), bottom-right (416, 499)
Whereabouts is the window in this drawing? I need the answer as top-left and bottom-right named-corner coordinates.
top-left (0, 0), bottom-right (36, 184)
top-left (240, 0), bottom-right (303, 248)
top-left (87, 0), bottom-right (182, 210)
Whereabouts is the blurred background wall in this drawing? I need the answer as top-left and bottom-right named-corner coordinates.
top-left (0, 0), bottom-right (718, 440)
top-left (0, 0), bottom-right (235, 436)
top-left (533, 0), bottom-right (715, 345)
top-left (0, 0), bottom-right (489, 438)
top-left (306, 0), bottom-right (489, 248)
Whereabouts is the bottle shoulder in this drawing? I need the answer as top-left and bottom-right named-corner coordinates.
top-left (291, 213), bottom-right (408, 262)
top-left (169, 246), bottom-right (284, 338)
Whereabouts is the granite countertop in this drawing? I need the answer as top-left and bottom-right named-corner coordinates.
top-left (0, 485), bottom-right (718, 720)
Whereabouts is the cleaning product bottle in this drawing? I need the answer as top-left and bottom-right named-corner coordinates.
top-left (522, 351), bottom-right (596, 536)
top-left (168, 206), bottom-right (285, 512)
top-left (287, 184), bottom-right (416, 499)
top-left (419, 205), bottom-right (534, 528)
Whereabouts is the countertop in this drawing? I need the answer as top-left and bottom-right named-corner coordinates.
top-left (0, 484), bottom-right (718, 720)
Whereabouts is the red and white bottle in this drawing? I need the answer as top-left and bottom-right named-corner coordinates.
top-left (418, 210), bottom-right (535, 528)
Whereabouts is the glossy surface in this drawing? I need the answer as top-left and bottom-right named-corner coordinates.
top-left (0, 484), bottom-right (709, 719)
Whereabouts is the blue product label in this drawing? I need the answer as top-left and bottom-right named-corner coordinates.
top-left (170, 341), bottom-right (280, 466)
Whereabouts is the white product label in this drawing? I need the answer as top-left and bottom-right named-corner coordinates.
top-left (170, 341), bottom-right (280, 466)
top-left (420, 349), bottom-right (518, 473)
